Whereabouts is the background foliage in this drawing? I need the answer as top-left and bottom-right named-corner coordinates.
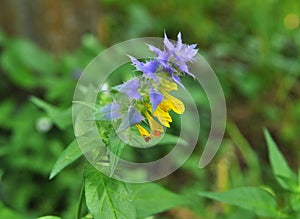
top-left (0, 0), bottom-right (300, 218)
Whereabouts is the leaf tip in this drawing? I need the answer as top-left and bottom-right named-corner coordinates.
top-left (49, 171), bottom-right (56, 180)
top-left (263, 127), bottom-right (269, 137)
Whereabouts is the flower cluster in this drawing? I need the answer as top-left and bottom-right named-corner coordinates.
top-left (96, 33), bottom-right (198, 142)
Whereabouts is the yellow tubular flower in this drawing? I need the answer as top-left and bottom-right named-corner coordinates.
top-left (153, 103), bottom-right (172, 127)
top-left (160, 90), bottom-right (185, 114)
top-left (135, 124), bottom-right (151, 142)
top-left (145, 112), bottom-right (164, 137)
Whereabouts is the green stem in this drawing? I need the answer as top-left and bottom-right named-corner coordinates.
top-left (76, 182), bottom-right (85, 219)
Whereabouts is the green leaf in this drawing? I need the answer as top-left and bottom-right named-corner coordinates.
top-left (131, 183), bottom-right (185, 218)
top-left (36, 216), bottom-right (61, 219)
top-left (50, 129), bottom-right (108, 179)
top-left (198, 187), bottom-right (279, 218)
top-left (50, 140), bottom-right (82, 179)
top-left (31, 96), bottom-right (72, 129)
top-left (264, 129), bottom-right (297, 190)
top-left (108, 132), bottom-right (126, 177)
top-left (84, 165), bottom-right (136, 219)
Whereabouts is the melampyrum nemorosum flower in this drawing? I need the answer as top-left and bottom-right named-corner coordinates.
top-left (148, 32), bottom-right (198, 87)
top-left (95, 32), bottom-right (197, 142)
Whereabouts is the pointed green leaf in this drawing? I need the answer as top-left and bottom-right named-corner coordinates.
top-left (50, 140), bottom-right (82, 179)
top-left (264, 129), bottom-right (297, 190)
top-left (199, 187), bottom-right (278, 218)
top-left (131, 183), bottom-right (185, 218)
top-left (50, 130), bottom-right (108, 179)
top-left (84, 165), bottom-right (136, 219)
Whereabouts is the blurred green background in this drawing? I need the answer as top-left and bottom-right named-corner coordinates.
top-left (0, 0), bottom-right (300, 218)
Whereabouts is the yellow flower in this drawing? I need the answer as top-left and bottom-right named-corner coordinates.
top-left (160, 90), bottom-right (185, 114)
top-left (134, 80), bottom-right (184, 141)
top-left (135, 124), bottom-right (151, 142)
top-left (145, 111), bottom-right (164, 137)
top-left (153, 102), bottom-right (172, 127)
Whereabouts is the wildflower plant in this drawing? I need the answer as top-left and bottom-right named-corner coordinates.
top-left (70, 32), bottom-right (226, 183)
top-left (33, 32), bottom-right (227, 219)
top-left (95, 33), bottom-right (198, 144)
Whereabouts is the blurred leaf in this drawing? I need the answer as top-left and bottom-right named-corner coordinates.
top-left (0, 100), bottom-right (14, 128)
top-left (0, 38), bottom-right (56, 88)
top-left (291, 194), bottom-right (300, 212)
top-left (227, 122), bottom-right (261, 183)
top-left (31, 97), bottom-right (72, 129)
top-left (84, 165), bottom-right (136, 219)
top-left (37, 216), bottom-right (61, 219)
top-left (131, 183), bottom-right (185, 218)
top-left (81, 34), bottom-right (104, 55)
top-left (199, 187), bottom-right (279, 218)
top-left (226, 208), bottom-right (256, 219)
top-left (264, 129), bottom-right (298, 191)
top-left (50, 140), bottom-right (82, 179)
top-left (1, 52), bottom-right (36, 88)
top-left (7, 39), bottom-right (56, 74)
top-left (0, 169), bottom-right (3, 182)
top-left (0, 203), bottom-right (24, 219)
top-left (126, 4), bottom-right (156, 38)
